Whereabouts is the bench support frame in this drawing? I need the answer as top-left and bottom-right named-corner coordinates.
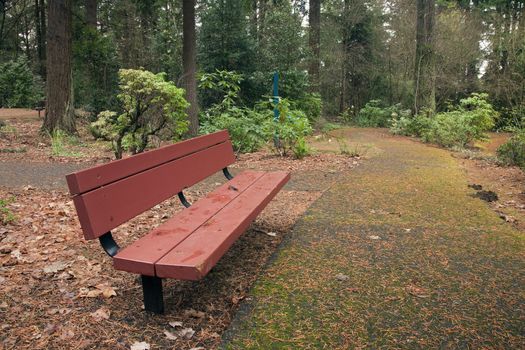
top-left (223, 167), bottom-right (234, 180)
top-left (141, 275), bottom-right (164, 314)
top-left (99, 232), bottom-right (120, 257)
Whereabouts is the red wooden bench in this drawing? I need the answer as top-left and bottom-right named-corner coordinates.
top-left (66, 130), bottom-right (290, 314)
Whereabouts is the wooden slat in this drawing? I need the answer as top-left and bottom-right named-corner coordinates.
top-left (73, 141), bottom-right (235, 240)
top-left (113, 171), bottom-right (266, 276)
top-left (155, 171), bottom-right (290, 280)
top-left (66, 130), bottom-right (230, 195)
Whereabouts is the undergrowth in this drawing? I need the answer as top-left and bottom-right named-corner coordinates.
top-left (0, 197), bottom-right (16, 224)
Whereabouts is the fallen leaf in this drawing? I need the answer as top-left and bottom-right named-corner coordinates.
top-left (164, 330), bottom-right (177, 340)
top-left (10, 249), bottom-right (22, 260)
top-left (232, 295), bottom-right (245, 305)
top-left (184, 309), bottom-right (205, 318)
top-left (130, 341), bottom-right (150, 350)
top-left (43, 261), bottom-right (68, 274)
top-left (59, 329), bottom-right (75, 340)
top-left (169, 321), bottom-right (183, 328)
top-left (178, 327), bottom-right (195, 340)
top-left (406, 285), bottom-right (430, 298)
top-left (95, 284), bottom-right (117, 298)
top-left (368, 235), bottom-right (381, 240)
top-left (335, 273), bottom-right (349, 281)
top-left (90, 307), bottom-right (110, 321)
top-left (85, 289), bottom-right (103, 298)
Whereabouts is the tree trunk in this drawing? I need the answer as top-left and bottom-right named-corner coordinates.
top-left (414, 0), bottom-right (436, 115)
top-left (35, 0), bottom-right (46, 78)
top-left (308, 0), bottom-right (320, 92)
top-left (182, 0), bottom-right (199, 136)
top-left (339, 0), bottom-right (349, 114)
top-left (86, 0), bottom-right (97, 29)
top-left (43, 0), bottom-right (76, 133)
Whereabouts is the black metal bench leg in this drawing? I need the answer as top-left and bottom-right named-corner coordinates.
top-left (141, 275), bottom-right (164, 314)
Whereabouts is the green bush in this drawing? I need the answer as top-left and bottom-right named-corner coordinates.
top-left (0, 57), bottom-right (44, 108)
top-left (199, 70), bottom-right (268, 153)
top-left (496, 105), bottom-right (525, 131)
top-left (200, 106), bottom-right (268, 153)
top-left (355, 100), bottom-right (410, 127)
top-left (497, 130), bottom-right (525, 170)
top-left (91, 69), bottom-right (189, 159)
top-left (264, 98), bottom-right (313, 157)
top-left (199, 71), bottom-right (313, 157)
top-left (390, 93), bottom-right (497, 148)
top-left (290, 92), bottom-right (322, 123)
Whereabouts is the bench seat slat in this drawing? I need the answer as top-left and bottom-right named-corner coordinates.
top-left (113, 170), bottom-right (266, 276)
top-left (73, 140), bottom-right (236, 239)
top-left (155, 171), bottom-right (290, 280)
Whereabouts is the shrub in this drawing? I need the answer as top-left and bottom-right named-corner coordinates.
top-left (390, 93), bottom-right (497, 148)
top-left (497, 130), bottom-right (525, 170)
top-left (355, 100), bottom-right (410, 127)
top-left (265, 98), bottom-right (313, 157)
top-left (91, 69), bottom-right (189, 159)
top-left (495, 105), bottom-right (525, 131)
top-left (293, 137), bottom-right (310, 159)
top-left (199, 70), bottom-right (267, 153)
top-left (200, 106), bottom-right (268, 153)
top-left (290, 92), bottom-right (322, 123)
top-left (0, 57), bottom-right (44, 108)
top-left (420, 112), bottom-right (474, 147)
top-left (199, 71), bottom-right (313, 157)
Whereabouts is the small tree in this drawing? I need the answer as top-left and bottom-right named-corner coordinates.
top-left (91, 69), bottom-right (189, 159)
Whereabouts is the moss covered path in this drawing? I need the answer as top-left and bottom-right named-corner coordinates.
top-left (223, 129), bottom-right (524, 349)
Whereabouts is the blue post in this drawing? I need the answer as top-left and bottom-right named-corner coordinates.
top-left (273, 72), bottom-right (279, 121)
top-left (273, 72), bottom-right (280, 148)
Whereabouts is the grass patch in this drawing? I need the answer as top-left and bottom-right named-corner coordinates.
top-left (0, 197), bottom-right (16, 224)
top-left (0, 147), bottom-right (26, 153)
top-left (50, 130), bottom-right (83, 157)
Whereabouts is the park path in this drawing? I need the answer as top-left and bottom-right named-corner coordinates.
top-left (223, 129), bottom-right (524, 349)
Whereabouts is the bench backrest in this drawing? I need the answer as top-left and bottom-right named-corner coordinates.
top-left (66, 130), bottom-right (235, 240)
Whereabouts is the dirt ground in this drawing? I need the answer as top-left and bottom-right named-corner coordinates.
top-left (0, 118), bottom-right (361, 350)
top-left (1, 117), bottom-right (523, 349)
top-left (0, 108), bottom-right (43, 121)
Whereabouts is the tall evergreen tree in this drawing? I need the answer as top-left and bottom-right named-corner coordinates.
top-left (198, 0), bottom-right (255, 73)
top-left (183, 0), bottom-right (199, 136)
top-left (308, 0), bottom-right (320, 92)
top-left (43, 0), bottom-right (76, 133)
top-left (414, 0), bottom-right (436, 114)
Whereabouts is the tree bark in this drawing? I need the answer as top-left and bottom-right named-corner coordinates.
top-left (182, 0), bottom-right (199, 136)
top-left (308, 0), bottom-right (320, 92)
top-left (86, 0), bottom-right (97, 29)
top-left (414, 0), bottom-right (436, 115)
top-left (43, 0), bottom-right (76, 133)
top-left (35, 0), bottom-right (46, 78)
top-left (339, 0), bottom-right (349, 114)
